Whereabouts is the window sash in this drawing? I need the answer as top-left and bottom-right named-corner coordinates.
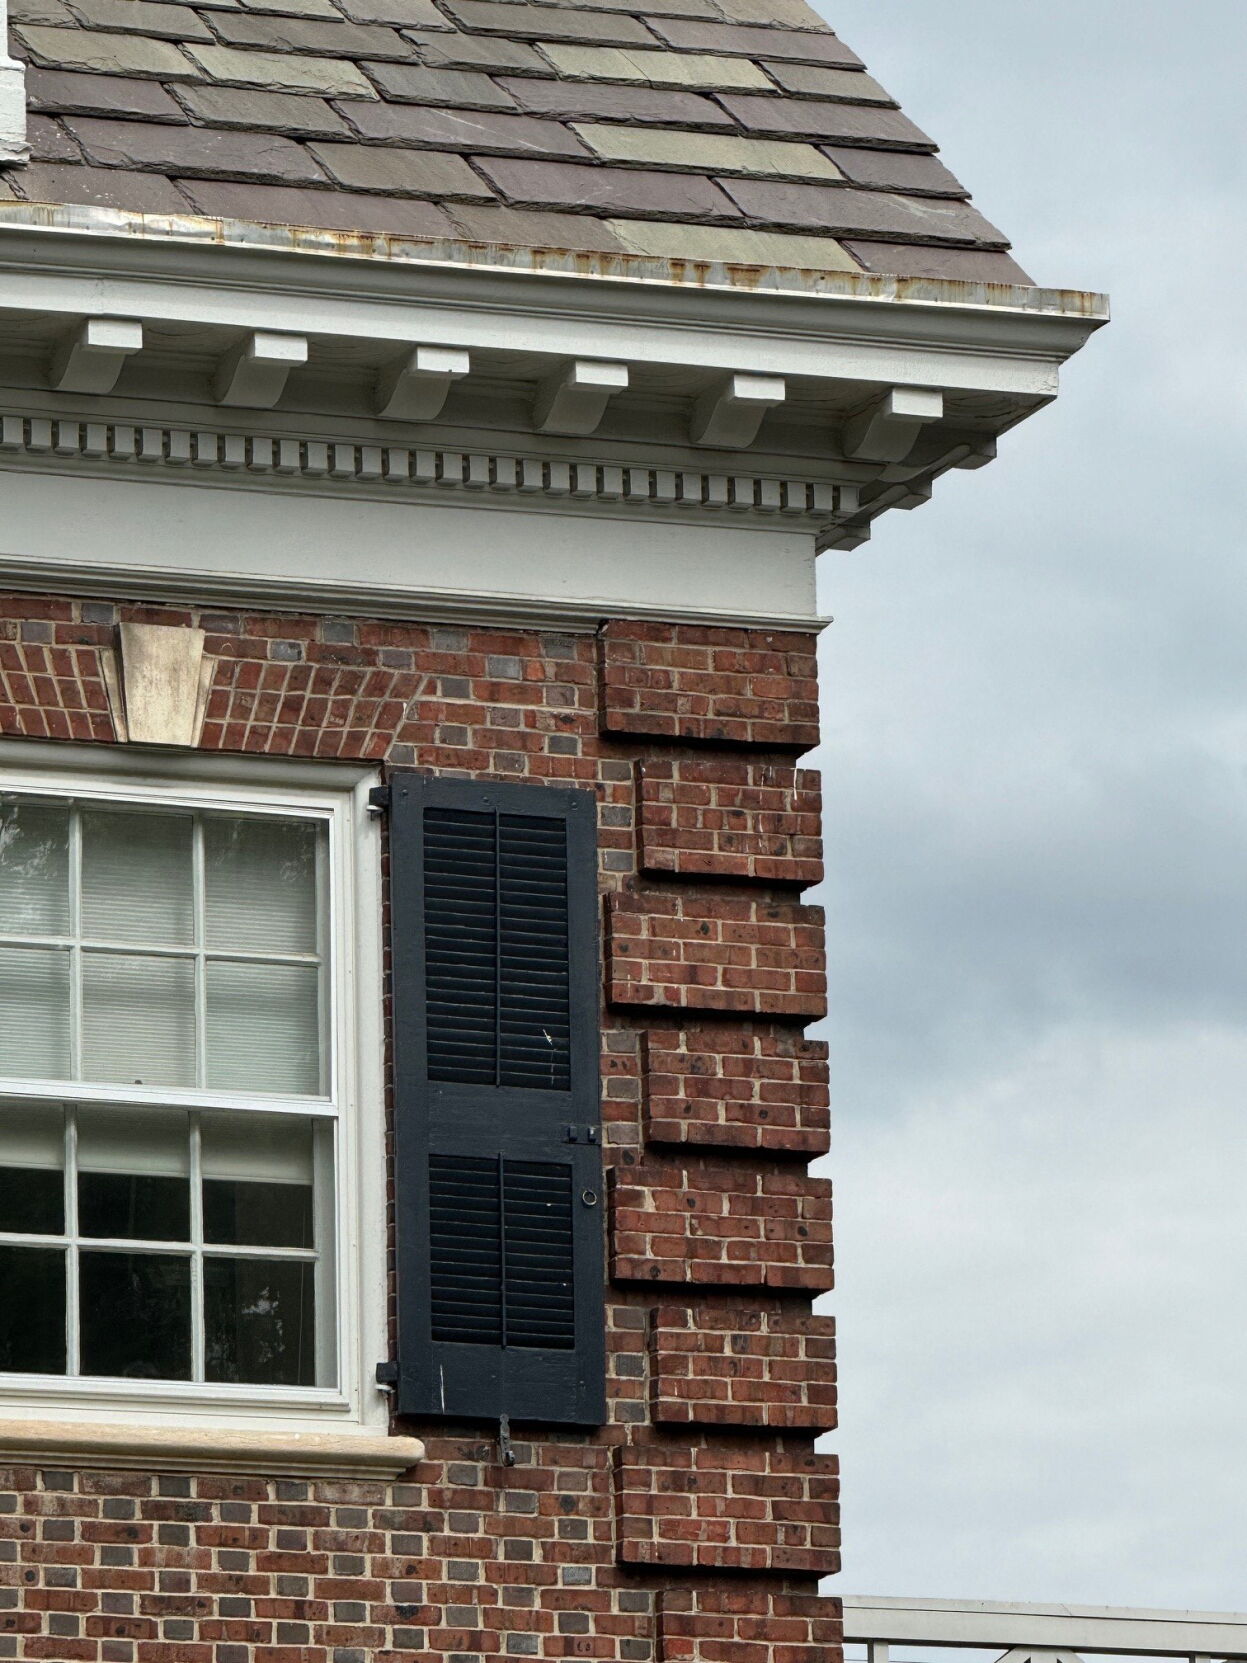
top-left (0, 792), bottom-right (335, 1112)
top-left (0, 770), bottom-right (356, 1405)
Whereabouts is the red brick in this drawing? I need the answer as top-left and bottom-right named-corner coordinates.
top-left (651, 1305), bottom-right (836, 1430)
top-left (638, 759), bottom-right (822, 884)
top-left (610, 1162), bottom-right (833, 1290)
top-left (607, 893), bottom-right (826, 1017)
top-left (615, 1441), bottom-right (839, 1573)
top-left (643, 1029), bottom-right (829, 1155)
top-left (658, 1589), bottom-right (842, 1663)
top-left (599, 620), bottom-right (819, 749)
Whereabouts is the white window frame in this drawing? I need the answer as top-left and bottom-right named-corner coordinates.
top-left (0, 740), bottom-right (389, 1440)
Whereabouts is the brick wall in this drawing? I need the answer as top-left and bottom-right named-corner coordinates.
top-left (0, 592), bottom-right (837, 1663)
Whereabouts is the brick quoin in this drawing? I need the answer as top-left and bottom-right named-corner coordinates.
top-left (606, 894), bottom-right (827, 1018)
top-left (650, 1307), bottom-right (837, 1432)
top-left (610, 1162), bottom-right (833, 1291)
top-left (642, 1030), bottom-right (830, 1156)
top-left (657, 1589), bottom-right (844, 1663)
top-left (0, 592), bottom-right (837, 1663)
top-left (637, 761), bottom-right (823, 886)
top-left (598, 621), bottom-right (820, 749)
top-left (614, 1442), bottom-right (840, 1573)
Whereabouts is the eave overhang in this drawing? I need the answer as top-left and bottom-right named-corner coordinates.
top-left (0, 204), bottom-right (1107, 555)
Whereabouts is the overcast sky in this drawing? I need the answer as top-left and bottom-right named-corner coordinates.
top-left (807, 1), bottom-right (1247, 1612)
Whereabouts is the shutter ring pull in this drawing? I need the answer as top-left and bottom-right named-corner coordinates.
top-left (581, 1189), bottom-right (599, 1207)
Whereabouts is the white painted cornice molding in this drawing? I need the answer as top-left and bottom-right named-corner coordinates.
top-left (0, 406), bottom-right (855, 532)
top-left (0, 213), bottom-right (1107, 547)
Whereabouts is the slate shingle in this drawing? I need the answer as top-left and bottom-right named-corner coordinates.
top-left (495, 76), bottom-right (732, 127)
top-left (173, 82), bottom-right (352, 136)
top-left (64, 113), bottom-right (328, 180)
top-left (340, 99), bottom-right (590, 157)
top-left (3, 0), bottom-right (1033, 285)
top-left (477, 155), bottom-right (742, 222)
top-left (716, 94), bottom-right (935, 151)
top-left (26, 65), bottom-right (189, 118)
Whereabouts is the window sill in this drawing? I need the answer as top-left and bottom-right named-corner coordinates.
top-left (0, 1418), bottom-right (424, 1479)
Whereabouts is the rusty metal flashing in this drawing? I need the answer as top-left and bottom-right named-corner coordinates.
top-left (0, 200), bottom-right (1108, 322)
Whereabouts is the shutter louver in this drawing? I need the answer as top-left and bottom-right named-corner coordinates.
top-left (390, 775), bottom-right (604, 1426)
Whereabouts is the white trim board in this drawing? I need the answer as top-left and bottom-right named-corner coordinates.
top-left (0, 464), bottom-right (823, 630)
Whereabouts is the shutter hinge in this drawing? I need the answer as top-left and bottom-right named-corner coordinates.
top-left (375, 1361), bottom-right (399, 1391)
top-left (368, 784), bottom-right (391, 817)
top-left (564, 1126), bottom-right (599, 1145)
top-left (498, 1414), bottom-right (517, 1468)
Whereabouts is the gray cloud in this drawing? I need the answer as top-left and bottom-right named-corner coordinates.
top-left (809, 0), bottom-right (1247, 1609)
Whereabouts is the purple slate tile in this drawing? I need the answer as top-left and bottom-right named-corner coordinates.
top-left (26, 65), bottom-right (189, 119)
top-left (337, 100), bottom-right (590, 157)
top-left (11, 160), bottom-right (193, 212)
top-left (360, 62), bottom-right (520, 109)
top-left (822, 146), bottom-right (967, 198)
top-left (761, 61), bottom-right (893, 101)
top-left (173, 83), bottom-right (352, 136)
top-left (716, 94), bottom-right (936, 151)
top-left (719, 178), bottom-right (1010, 246)
top-left (209, 13), bottom-right (416, 60)
top-left (439, 1), bottom-right (658, 46)
top-left (64, 115), bottom-right (329, 182)
top-left (177, 176), bottom-right (459, 234)
top-left (475, 156), bottom-right (741, 222)
top-left (495, 76), bottom-right (733, 127)
top-left (405, 30), bottom-right (548, 74)
top-left (644, 17), bottom-right (863, 67)
top-left (842, 239), bottom-right (1034, 285)
top-left (27, 113), bottom-right (83, 162)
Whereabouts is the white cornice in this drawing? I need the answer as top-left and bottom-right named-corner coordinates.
top-left (0, 213), bottom-right (1107, 556)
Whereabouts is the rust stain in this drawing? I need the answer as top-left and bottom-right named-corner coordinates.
top-left (0, 200), bottom-right (1110, 321)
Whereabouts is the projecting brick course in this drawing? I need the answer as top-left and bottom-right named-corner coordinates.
top-left (614, 1441), bottom-right (840, 1573)
top-left (638, 758), bottom-right (823, 884)
top-left (607, 893), bottom-right (827, 1017)
top-left (610, 1161), bottom-right (833, 1290)
top-left (643, 1028), bottom-right (830, 1155)
top-left (650, 1305), bottom-right (837, 1430)
top-left (598, 620), bottom-right (820, 749)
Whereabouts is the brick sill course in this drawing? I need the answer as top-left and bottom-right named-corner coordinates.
top-left (0, 1418), bottom-right (423, 1479)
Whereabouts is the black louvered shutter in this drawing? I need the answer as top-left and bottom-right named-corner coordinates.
top-left (389, 774), bottom-right (605, 1425)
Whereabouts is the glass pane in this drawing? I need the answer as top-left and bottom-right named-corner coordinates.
top-left (202, 1111), bottom-right (315, 1248)
top-left (203, 1180), bottom-right (313, 1249)
top-left (0, 945), bottom-right (70, 1080)
top-left (81, 810), bottom-right (193, 947)
top-left (204, 817), bottom-right (320, 955)
top-left (79, 1174), bottom-right (189, 1243)
top-left (79, 1251), bottom-right (191, 1380)
top-left (0, 1103), bottom-right (64, 1235)
top-left (204, 1257), bottom-right (315, 1386)
top-left (0, 800), bottom-right (69, 936)
top-left (0, 1246), bottom-right (65, 1373)
top-left (206, 961), bottom-right (322, 1095)
top-left (81, 953), bottom-right (196, 1088)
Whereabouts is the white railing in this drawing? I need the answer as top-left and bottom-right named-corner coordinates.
top-left (843, 1596), bottom-right (1247, 1663)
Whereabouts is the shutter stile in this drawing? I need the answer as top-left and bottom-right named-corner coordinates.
top-left (390, 776), bottom-right (604, 1425)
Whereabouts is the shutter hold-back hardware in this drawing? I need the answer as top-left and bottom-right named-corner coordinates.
top-left (368, 784), bottom-right (391, 817)
top-left (498, 1415), bottom-right (517, 1468)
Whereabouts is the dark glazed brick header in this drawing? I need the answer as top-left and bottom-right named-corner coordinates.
top-left (6, 0), bottom-right (1033, 281)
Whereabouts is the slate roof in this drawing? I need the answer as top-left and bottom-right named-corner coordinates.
top-left (1, 0), bottom-right (1033, 283)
